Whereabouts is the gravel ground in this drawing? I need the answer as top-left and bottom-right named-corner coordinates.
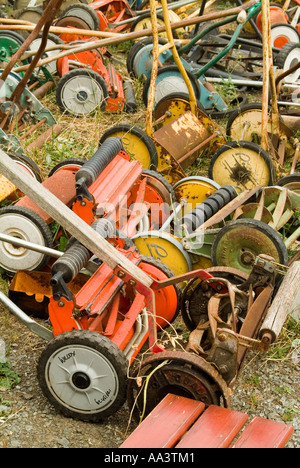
top-left (0, 308), bottom-right (299, 449)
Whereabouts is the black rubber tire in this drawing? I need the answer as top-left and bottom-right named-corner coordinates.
top-left (56, 68), bottom-right (109, 116)
top-left (37, 330), bottom-right (128, 422)
top-left (0, 29), bottom-right (25, 46)
top-left (0, 205), bottom-right (53, 275)
top-left (130, 12), bottom-right (178, 39)
top-left (274, 41), bottom-right (300, 81)
top-left (126, 37), bottom-right (167, 77)
top-left (275, 41), bottom-right (300, 67)
top-left (48, 158), bottom-right (87, 177)
top-left (35, 31), bottom-right (65, 46)
top-left (211, 218), bottom-right (289, 272)
top-left (208, 140), bottom-right (275, 188)
top-left (142, 168), bottom-right (176, 203)
top-left (99, 124), bottom-right (158, 170)
top-left (58, 3), bottom-right (100, 30)
top-left (14, 7), bottom-right (44, 26)
top-left (142, 64), bottom-right (201, 107)
top-left (276, 173), bottom-right (300, 186)
top-left (8, 152), bottom-right (42, 182)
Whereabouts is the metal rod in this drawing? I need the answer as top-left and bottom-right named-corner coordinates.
top-left (261, 0), bottom-right (271, 151)
top-left (277, 101), bottom-right (300, 107)
top-left (12, 0), bottom-right (259, 73)
top-left (0, 290), bottom-right (53, 341)
top-left (159, 199), bottom-right (187, 232)
top-left (205, 77), bottom-right (263, 87)
top-left (0, 232), bottom-right (63, 258)
top-left (177, 132), bottom-right (219, 164)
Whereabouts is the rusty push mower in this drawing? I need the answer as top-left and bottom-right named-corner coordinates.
top-left (126, 253), bottom-right (300, 420)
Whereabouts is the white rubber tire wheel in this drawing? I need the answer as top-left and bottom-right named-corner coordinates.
top-left (275, 41), bottom-right (300, 82)
top-left (37, 331), bottom-right (128, 422)
top-left (271, 23), bottom-right (300, 48)
top-left (0, 206), bottom-right (53, 275)
top-left (56, 69), bottom-right (108, 116)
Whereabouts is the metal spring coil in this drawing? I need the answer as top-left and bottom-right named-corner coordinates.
top-left (51, 218), bottom-right (115, 283)
top-left (180, 185), bottom-right (237, 233)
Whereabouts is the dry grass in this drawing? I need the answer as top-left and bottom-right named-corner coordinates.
top-left (17, 51), bottom-right (148, 178)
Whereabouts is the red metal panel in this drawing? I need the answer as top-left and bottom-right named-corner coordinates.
top-left (120, 394), bottom-right (205, 448)
top-left (17, 169), bottom-right (77, 223)
top-left (176, 405), bottom-right (248, 448)
top-left (110, 292), bottom-right (145, 350)
top-left (88, 156), bottom-right (142, 221)
top-left (231, 416), bottom-right (294, 448)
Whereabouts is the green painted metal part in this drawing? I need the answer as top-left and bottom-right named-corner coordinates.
top-left (178, 2), bottom-right (262, 78)
top-left (0, 70), bottom-right (56, 126)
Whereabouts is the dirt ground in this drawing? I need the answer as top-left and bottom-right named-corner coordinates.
top-left (0, 303), bottom-right (299, 449)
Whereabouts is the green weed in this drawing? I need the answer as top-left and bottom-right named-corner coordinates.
top-left (0, 361), bottom-right (21, 392)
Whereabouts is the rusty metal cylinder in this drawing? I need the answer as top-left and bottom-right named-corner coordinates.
top-left (51, 218), bottom-right (115, 283)
top-left (32, 81), bottom-right (55, 100)
top-left (75, 137), bottom-right (123, 187)
top-left (123, 80), bottom-right (137, 113)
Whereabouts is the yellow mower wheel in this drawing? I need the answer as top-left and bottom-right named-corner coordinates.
top-left (133, 230), bottom-right (192, 279)
top-left (99, 125), bottom-right (158, 171)
top-left (173, 176), bottom-right (221, 214)
top-left (208, 141), bottom-right (274, 192)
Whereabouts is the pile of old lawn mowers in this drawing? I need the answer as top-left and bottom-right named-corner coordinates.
top-left (0, 0), bottom-right (299, 424)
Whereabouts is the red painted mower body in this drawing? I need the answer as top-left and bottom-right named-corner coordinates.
top-left (57, 47), bottom-right (126, 113)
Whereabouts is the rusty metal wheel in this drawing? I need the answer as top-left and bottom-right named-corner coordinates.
top-left (211, 219), bottom-right (289, 274)
top-left (181, 267), bottom-right (249, 331)
top-left (127, 350), bottom-right (231, 421)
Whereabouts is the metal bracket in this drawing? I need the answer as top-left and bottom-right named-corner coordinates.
top-left (0, 70), bottom-right (56, 126)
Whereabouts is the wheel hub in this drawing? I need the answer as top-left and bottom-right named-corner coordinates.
top-left (240, 249), bottom-right (255, 266)
top-left (3, 231), bottom-right (26, 256)
top-left (76, 89), bottom-right (88, 102)
top-left (230, 160), bottom-right (253, 184)
top-left (72, 371), bottom-right (91, 390)
top-left (127, 351), bottom-right (231, 420)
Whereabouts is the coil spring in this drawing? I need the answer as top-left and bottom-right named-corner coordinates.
top-left (180, 185), bottom-right (237, 233)
top-left (51, 218), bottom-right (115, 283)
top-left (75, 137), bottom-right (123, 187)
